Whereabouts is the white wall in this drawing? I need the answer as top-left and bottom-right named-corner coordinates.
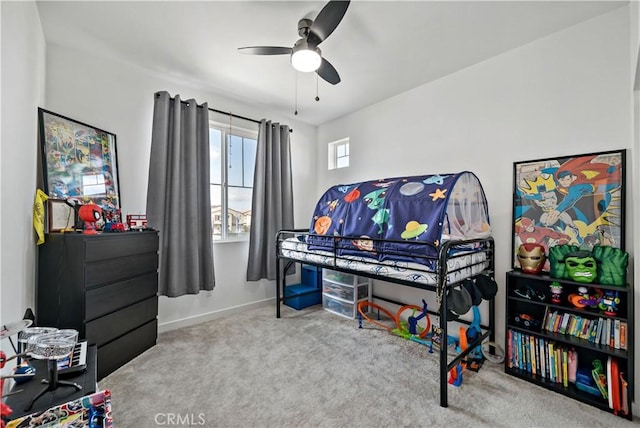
top-left (317, 5), bottom-right (636, 410)
top-left (631, 0), bottom-right (639, 417)
top-left (0, 1), bottom-right (46, 331)
top-left (43, 43), bottom-right (317, 330)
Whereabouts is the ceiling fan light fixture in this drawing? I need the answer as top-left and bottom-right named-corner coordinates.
top-left (291, 49), bottom-right (321, 72)
top-left (291, 39), bottom-right (321, 72)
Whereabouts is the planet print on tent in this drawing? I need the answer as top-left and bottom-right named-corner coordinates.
top-left (401, 220), bottom-right (428, 239)
top-left (352, 236), bottom-right (376, 253)
top-left (344, 188), bottom-right (360, 202)
top-left (314, 216), bottom-right (332, 234)
top-left (423, 174), bottom-right (449, 185)
top-left (399, 182), bottom-right (425, 196)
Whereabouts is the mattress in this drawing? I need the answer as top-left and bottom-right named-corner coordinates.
top-left (279, 237), bottom-right (489, 286)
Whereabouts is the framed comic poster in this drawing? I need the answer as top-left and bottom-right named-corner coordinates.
top-left (38, 108), bottom-right (121, 219)
top-left (512, 149), bottom-right (625, 271)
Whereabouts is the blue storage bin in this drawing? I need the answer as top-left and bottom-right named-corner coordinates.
top-left (301, 265), bottom-right (322, 288)
top-left (284, 283), bottom-right (322, 310)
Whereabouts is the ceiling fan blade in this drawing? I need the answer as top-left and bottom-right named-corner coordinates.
top-left (237, 46), bottom-right (293, 55)
top-left (308, 0), bottom-right (350, 46)
top-left (316, 57), bottom-right (341, 85)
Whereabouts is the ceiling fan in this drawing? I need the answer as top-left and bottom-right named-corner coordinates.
top-left (237, 0), bottom-right (350, 85)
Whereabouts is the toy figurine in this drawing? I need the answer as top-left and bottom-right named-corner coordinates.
top-left (597, 290), bottom-right (620, 316)
top-left (564, 251), bottom-right (597, 283)
top-left (549, 282), bottom-right (563, 304)
top-left (568, 286), bottom-right (601, 309)
top-left (517, 243), bottom-right (546, 274)
top-left (78, 204), bottom-right (102, 235)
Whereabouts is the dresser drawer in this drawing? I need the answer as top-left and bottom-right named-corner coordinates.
top-left (85, 296), bottom-right (158, 346)
top-left (85, 252), bottom-right (158, 288)
top-left (85, 232), bottom-right (159, 262)
top-left (97, 319), bottom-right (157, 380)
top-left (85, 272), bottom-right (158, 321)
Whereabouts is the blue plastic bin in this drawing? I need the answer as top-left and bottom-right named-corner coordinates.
top-left (284, 283), bottom-right (322, 310)
top-left (301, 265), bottom-right (322, 289)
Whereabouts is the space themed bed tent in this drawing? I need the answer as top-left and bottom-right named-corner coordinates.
top-left (274, 172), bottom-right (496, 410)
top-left (307, 171), bottom-right (491, 263)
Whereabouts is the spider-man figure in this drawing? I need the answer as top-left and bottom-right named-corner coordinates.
top-left (78, 204), bottom-right (102, 235)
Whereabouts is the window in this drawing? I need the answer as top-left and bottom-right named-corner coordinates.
top-left (328, 138), bottom-right (349, 169)
top-left (210, 122), bottom-right (257, 241)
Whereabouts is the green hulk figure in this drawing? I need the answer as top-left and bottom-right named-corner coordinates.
top-left (564, 251), bottom-right (597, 283)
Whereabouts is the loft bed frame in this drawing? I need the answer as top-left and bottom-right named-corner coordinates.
top-left (275, 229), bottom-right (496, 408)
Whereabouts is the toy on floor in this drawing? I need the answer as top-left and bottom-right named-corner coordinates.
top-left (448, 364), bottom-right (463, 387)
top-left (392, 299), bottom-right (431, 339)
top-left (465, 306), bottom-right (485, 370)
top-left (357, 301), bottom-right (396, 332)
top-left (358, 300), bottom-right (433, 351)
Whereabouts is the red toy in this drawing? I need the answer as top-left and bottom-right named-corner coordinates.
top-left (516, 243), bottom-right (546, 274)
top-left (1, 351), bottom-right (13, 427)
top-left (126, 214), bottom-right (148, 230)
top-left (78, 204), bottom-right (102, 235)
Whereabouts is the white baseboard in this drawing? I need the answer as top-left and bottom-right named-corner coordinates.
top-left (157, 298), bottom-right (275, 333)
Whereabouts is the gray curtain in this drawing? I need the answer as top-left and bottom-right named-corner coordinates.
top-left (247, 120), bottom-right (293, 281)
top-left (146, 91), bottom-right (215, 297)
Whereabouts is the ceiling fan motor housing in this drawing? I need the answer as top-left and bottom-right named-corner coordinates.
top-left (297, 18), bottom-right (313, 38)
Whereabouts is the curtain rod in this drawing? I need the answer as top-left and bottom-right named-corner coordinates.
top-left (209, 107), bottom-right (293, 133)
top-left (164, 95), bottom-right (293, 133)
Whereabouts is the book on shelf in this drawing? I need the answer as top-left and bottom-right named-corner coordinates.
top-left (602, 319), bottom-right (611, 346)
top-left (589, 318), bottom-right (600, 343)
top-left (548, 342), bottom-right (555, 382)
top-left (540, 308), bottom-right (551, 331)
top-left (614, 319), bottom-right (621, 350)
top-left (555, 346), bottom-right (562, 384)
top-left (553, 312), bottom-right (562, 332)
top-left (580, 318), bottom-right (593, 339)
top-left (559, 313), bottom-right (570, 334)
top-left (531, 337), bottom-right (541, 375)
top-left (525, 334), bottom-right (530, 372)
top-left (539, 338), bottom-right (546, 379)
top-left (562, 348), bottom-right (568, 388)
top-left (609, 319), bottom-right (615, 348)
top-left (620, 321), bottom-right (627, 351)
top-left (568, 315), bottom-right (578, 336)
top-left (530, 335), bottom-right (536, 375)
top-left (548, 311), bottom-right (558, 332)
top-left (595, 317), bottom-right (603, 344)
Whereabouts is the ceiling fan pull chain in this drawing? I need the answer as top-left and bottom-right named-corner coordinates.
top-left (294, 71), bottom-right (299, 115)
top-left (315, 74), bottom-right (320, 102)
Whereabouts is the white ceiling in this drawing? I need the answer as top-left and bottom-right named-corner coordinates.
top-left (36, 1), bottom-right (627, 126)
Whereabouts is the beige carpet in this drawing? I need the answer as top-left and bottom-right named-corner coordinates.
top-left (99, 305), bottom-right (637, 428)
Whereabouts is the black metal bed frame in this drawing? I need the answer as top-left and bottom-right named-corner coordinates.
top-left (275, 229), bottom-right (496, 408)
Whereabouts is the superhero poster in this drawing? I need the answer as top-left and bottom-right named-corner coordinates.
top-left (512, 150), bottom-right (625, 272)
top-left (38, 108), bottom-right (121, 216)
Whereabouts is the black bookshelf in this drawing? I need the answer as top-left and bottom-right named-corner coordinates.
top-left (505, 270), bottom-right (633, 420)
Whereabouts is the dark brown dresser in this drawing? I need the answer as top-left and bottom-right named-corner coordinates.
top-left (36, 231), bottom-right (159, 380)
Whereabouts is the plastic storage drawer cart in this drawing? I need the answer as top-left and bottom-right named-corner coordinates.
top-left (322, 269), bottom-right (371, 318)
